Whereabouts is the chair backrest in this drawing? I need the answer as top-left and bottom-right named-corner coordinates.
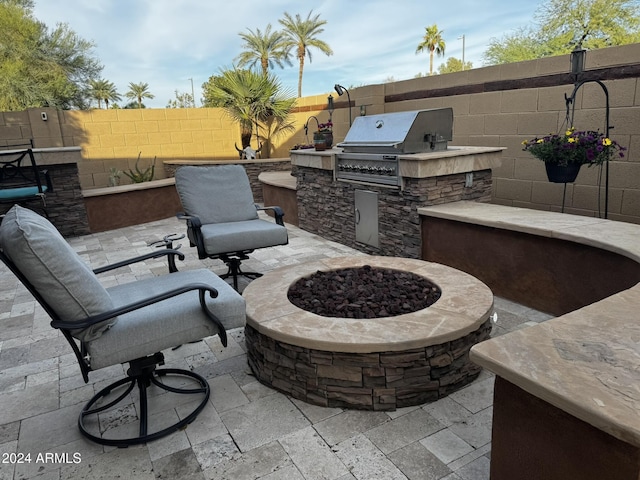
top-left (0, 148), bottom-right (47, 198)
top-left (1, 139), bottom-right (34, 150)
top-left (175, 164), bottom-right (259, 225)
top-left (0, 205), bottom-right (117, 341)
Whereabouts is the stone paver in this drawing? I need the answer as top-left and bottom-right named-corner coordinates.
top-left (0, 214), bottom-right (554, 479)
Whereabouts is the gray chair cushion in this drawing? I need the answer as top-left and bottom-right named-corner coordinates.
top-left (201, 219), bottom-right (289, 255)
top-left (175, 165), bottom-right (258, 224)
top-left (86, 269), bottom-right (246, 369)
top-left (0, 205), bottom-right (116, 341)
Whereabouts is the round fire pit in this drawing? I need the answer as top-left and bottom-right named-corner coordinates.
top-left (243, 256), bottom-right (494, 410)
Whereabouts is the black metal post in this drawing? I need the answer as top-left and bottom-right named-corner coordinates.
top-left (564, 47), bottom-right (611, 219)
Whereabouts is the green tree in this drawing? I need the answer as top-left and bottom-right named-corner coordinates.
top-left (484, 0), bottom-right (640, 64)
top-left (416, 24), bottom-right (445, 76)
top-left (235, 24), bottom-right (291, 75)
top-left (89, 78), bottom-right (119, 109)
top-left (166, 90), bottom-right (193, 108)
top-left (201, 68), bottom-right (296, 157)
top-left (122, 101), bottom-right (144, 109)
top-left (438, 57), bottom-right (473, 74)
top-left (0, 0), bottom-right (102, 110)
top-left (279, 10), bottom-right (333, 97)
top-left (125, 82), bottom-right (154, 109)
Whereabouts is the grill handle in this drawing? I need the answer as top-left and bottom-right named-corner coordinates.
top-left (355, 207), bottom-right (361, 225)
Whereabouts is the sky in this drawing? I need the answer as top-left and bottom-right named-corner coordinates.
top-left (32, 0), bottom-right (540, 108)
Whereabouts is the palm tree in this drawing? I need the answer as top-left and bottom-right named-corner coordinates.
top-left (103, 81), bottom-right (121, 109)
top-left (89, 79), bottom-right (108, 108)
top-left (89, 78), bottom-right (120, 108)
top-left (201, 68), bottom-right (296, 157)
top-left (125, 82), bottom-right (154, 109)
top-left (235, 24), bottom-right (291, 75)
top-left (279, 10), bottom-right (333, 97)
top-left (416, 24), bottom-right (446, 75)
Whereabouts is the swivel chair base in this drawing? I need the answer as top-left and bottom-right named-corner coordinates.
top-left (78, 353), bottom-right (210, 448)
top-left (219, 253), bottom-right (263, 291)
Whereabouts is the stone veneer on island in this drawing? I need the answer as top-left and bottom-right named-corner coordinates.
top-left (290, 146), bottom-right (504, 258)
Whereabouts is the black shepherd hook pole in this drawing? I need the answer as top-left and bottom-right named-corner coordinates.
top-left (564, 47), bottom-right (611, 218)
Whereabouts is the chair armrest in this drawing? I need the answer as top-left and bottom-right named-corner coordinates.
top-left (51, 282), bottom-right (228, 346)
top-left (177, 212), bottom-right (200, 225)
top-left (256, 205), bottom-right (286, 226)
top-left (92, 249), bottom-right (184, 275)
top-left (177, 212), bottom-right (208, 259)
top-left (41, 169), bottom-right (53, 192)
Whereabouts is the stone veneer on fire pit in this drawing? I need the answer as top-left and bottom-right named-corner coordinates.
top-left (243, 256), bottom-right (494, 410)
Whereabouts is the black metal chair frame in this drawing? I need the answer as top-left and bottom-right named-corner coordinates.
top-left (0, 237), bottom-right (229, 448)
top-left (178, 205), bottom-right (286, 290)
top-left (0, 146), bottom-right (53, 218)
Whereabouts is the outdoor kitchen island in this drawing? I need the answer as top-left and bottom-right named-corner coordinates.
top-left (290, 107), bottom-right (504, 258)
top-left (290, 144), bottom-right (504, 258)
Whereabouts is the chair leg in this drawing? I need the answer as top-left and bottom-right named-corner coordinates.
top-left (78, 354), bottom-right (210, 447)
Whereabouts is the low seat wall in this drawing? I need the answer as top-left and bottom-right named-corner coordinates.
top-left (83, 179), bottom-right (182, 233)
top-left (419, 201), bottom-right (640, 480)
top-left (421, 209), bottom-right (640, 316)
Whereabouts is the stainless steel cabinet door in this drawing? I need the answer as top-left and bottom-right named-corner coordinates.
top-left (355, 190), bottom-right (379, 248)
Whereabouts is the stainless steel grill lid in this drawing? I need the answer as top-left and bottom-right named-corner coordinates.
top-left (337, 108), bottom-right (453, 154)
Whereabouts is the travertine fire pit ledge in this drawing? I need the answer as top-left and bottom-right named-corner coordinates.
top-left (242, 255), bottom-right (494, 354)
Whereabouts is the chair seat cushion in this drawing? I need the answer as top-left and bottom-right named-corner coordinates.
top-left (0, 186), bottom-right (48, 201)
top-left (201, 219), bottom-right (288, 255)
top-left (86, 269), bottom-right (246, 369)
top-left (0, 205), bottom-right (116, 341)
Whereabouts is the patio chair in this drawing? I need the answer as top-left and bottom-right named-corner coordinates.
top-left (174, 164), bottom-right (288, 290)
top-left (0, 144), bottom-right (53, 218)
top-left (0, 205), bottom-right (246, 447)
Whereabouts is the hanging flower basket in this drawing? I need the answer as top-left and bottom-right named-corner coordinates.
top-left (545, 162), bottom-right (582, 183)
top-left (523, 128), bottom-right (625, 183)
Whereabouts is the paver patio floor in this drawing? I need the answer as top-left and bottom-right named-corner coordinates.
top-left (0, 214), bottom-right (553, 480)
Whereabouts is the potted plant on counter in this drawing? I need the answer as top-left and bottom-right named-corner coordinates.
top-left (522, 128), bottom-right (625, 183)
top-left (313, 120), bottom-right (333, 151)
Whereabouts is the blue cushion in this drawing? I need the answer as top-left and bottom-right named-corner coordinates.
top-left (0, 186), bottom-right (47, 201)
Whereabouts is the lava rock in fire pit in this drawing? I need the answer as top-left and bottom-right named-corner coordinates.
top-left (287, 265), bottom-right (441, 319)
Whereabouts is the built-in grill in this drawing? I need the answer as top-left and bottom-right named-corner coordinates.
top-left (335, 108), bottom-right (453, 187)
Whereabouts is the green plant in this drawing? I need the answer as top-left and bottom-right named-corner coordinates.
top-left (522, 128), bottom-right (625, 167)
top-left (123, 152), bottom-right (155, 183)
top-left (108, 167), bottom-right (122, 186)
